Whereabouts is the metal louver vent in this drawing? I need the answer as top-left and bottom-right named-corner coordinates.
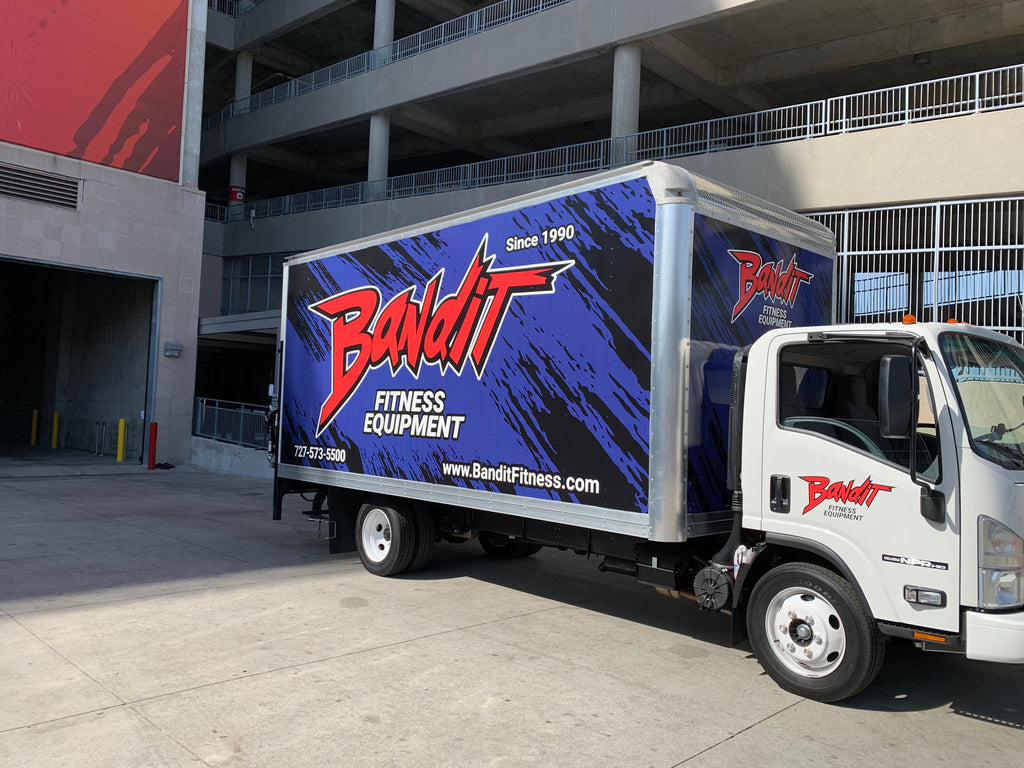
top-left (0, 162), bottom-right (79, 210)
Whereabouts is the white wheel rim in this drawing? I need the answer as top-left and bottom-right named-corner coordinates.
top-left (361, 509), bottom-right (392, 564)
top-left (764, 587), bottom-right (847, 678)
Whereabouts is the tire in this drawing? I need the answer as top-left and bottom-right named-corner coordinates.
top-left (478, 531), bottom-right (542, 559)
top-left (355, 500), bottom-right (416, 576)
top-left (747, 563), bottom-right (885, 702)
top-left (406, 505), bottom-right (436, 573)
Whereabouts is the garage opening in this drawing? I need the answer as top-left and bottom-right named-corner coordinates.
top-left (0, 259), bottom-right (156, 461)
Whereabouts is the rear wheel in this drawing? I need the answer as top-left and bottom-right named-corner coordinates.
top-left (747, 562), bottom-right (884, 702)
top-left (478, 531), bottom-right (542, 559)
top-left (356, 500), bottom-right (416, 576)
top-left (406, 505), bottom-right (436, 573)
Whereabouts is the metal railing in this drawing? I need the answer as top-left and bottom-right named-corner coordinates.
top-left (193, 398), bottom-right (269, 449)
top-left (202, 0), bottom-right (574, 130)
top-left (205, 202), bottom-right (227, 222)
top-left (208, 0), bottom-right (238, 18)
top-left (808, 196), bottom-right (1024, 343)
top-left (208, 0), bottom-right (269, 18)
top-left (203, 63), bottom-right (1024, 224)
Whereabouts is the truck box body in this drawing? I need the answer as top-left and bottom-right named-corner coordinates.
top-left (276, 162), bottom-right (835, 542)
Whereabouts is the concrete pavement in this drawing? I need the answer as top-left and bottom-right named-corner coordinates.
top-left (1, 457), bottom-right (1023, 766)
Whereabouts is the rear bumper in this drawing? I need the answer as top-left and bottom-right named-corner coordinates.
top-left (965, 609), bottom-right (1024, 663)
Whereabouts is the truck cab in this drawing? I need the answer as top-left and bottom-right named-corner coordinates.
top-left (738, 320), bottom-right (1024, 699)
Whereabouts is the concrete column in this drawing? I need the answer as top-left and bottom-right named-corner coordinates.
top-left (234, 50), bottom-right (254, 104)
top-left (230, 50), bottom-right (253, 203)
top-left (374, 0), bottom-right (396, 49)
top-left (368, 112), bottom-right (391, 183)
top-left (229, 152), bottom-right (247, 205)
top-left (611, 42), bottom-right (642, 138)
top-left (181, 0), bottom-right (208, 187)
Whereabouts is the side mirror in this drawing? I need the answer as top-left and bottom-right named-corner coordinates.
top-left (879, 355), bottom-right (914, 439)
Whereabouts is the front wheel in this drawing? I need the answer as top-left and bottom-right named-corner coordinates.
top-left (747, 563), bottom-right (884, 702)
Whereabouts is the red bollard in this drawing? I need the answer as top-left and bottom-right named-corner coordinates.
top-left (147, 422), bottom-right (158, 470)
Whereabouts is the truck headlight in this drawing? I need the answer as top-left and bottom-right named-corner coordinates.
top-left (979, 516), bottom-right (1024, 609)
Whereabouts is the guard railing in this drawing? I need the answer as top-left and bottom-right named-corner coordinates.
top-left (193, 398), bottom-right (269, 449)
top-left (204, 63), bottom-right (1024, 223)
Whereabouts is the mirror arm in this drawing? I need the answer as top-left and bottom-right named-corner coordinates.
top-left (908, 341), bottom-right (945, 524)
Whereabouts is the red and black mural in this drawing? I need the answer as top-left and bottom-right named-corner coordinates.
top-left (2, 0), bottom-right (189, 182)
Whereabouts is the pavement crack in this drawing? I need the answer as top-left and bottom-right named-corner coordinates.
top-left (670, 699), bottom-right (805, 766)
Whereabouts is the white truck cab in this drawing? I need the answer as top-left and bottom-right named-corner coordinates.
top-left (738, 320), bottom-right (1024, 699)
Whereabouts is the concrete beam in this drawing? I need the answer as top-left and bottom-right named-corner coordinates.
top-left (643, 35), bottom-right (774, 113)
top-left (245, 137), bottom-right (452, 178)
top-left (319, 137), bottom-right (451, 171)
top-left (392, 105), bottom-right (530, 158)
top-left (721, 0), bottom-right (1024, 86)
top-left (401, 0), bottom-right (475, 22)
top-left (477, 82), bottom-right (689, 138)
top-left (234, 0), bottom-right (360, 50)
top-left (251, 44), bottom-right (320, 79)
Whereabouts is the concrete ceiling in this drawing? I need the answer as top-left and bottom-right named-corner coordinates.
top-left (200, 0), bottom-right (1024, 204)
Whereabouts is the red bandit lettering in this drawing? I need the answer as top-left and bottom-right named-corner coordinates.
top-left (730, 250), bottom-right (814, 322)
top-left (309, 236), bottom-right (573, 436)
top-left (799, 475), bottom-right (894, 515)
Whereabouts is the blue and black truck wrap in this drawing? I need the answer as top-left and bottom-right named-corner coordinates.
top-left (273, 163), bottom-right (833, 543)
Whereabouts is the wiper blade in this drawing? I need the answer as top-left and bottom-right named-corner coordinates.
top-left (975, 437), bottom-right (1024, 466)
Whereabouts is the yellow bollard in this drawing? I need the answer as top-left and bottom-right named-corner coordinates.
top-left (30, 410), bottom-right (38, 446)
top-left (51, 412), bottom-right (59, 449)
top-left (116, 418), bottom-right (126, 462)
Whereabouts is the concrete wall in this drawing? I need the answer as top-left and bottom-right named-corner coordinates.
top-left (53, 271), bottom-right (153, 457)
top-left (210, 108), bottom-right (1024, 260)
top-left (675, 107), bottom-right (1024, 212)
top-left (0, 142), bottom-right (206, 465)
top-left (200, 252), bottom-right (225, 317)
top-left (189, 435), bottom-right (273, 478)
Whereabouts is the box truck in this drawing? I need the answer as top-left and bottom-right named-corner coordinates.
top-left (270, 162), bottom-right (1024, 701)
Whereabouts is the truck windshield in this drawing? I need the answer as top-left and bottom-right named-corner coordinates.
top-left (940, 332), bottom-right (1024, 469)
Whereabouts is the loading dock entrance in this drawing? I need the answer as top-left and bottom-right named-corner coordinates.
top-left (0, 258), bottom-right (157, 462)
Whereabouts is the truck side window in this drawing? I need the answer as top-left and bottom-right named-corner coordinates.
top-left (779, 364), bottom-right (828, 420)
top-left (777, 342), bottom-right (940, 482)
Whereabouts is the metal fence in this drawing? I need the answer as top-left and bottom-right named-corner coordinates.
top-left (202, 0), bottom-right (574, 130)
top-left (193, 398), bottom-right (269, 449)
top-left (207, 0), bottom-right (238, 18)
top-left (808, 197), bottom-right (1024, 343)
top-left (208, 0), bottom-right (269, 18)
top-left (204, 63), bottom-right (1024, 224)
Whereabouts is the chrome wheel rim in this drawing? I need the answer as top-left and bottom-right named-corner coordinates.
top-left (764, 587), bottom-right (847, 678)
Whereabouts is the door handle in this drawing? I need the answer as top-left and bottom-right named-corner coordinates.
top-left (770, 475), bottom-right (790, 513)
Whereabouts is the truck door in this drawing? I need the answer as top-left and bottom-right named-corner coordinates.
top-left (758, 335), bottom-right (961, 633)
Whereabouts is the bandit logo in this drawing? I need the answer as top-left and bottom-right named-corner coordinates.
top-left (309, 235), bottom-right (573, 436)
top-left (799, 475), bottom-right (893, 515)
top-left (730, 250), bottom-right (814, 322)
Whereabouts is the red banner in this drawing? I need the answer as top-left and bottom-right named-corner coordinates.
top-left (2, 0), bottom-right (189, 182)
